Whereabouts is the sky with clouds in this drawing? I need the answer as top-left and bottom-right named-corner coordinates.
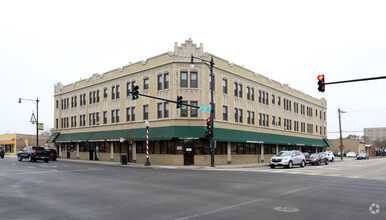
top-left (1, 0), bottom-right (386, 139)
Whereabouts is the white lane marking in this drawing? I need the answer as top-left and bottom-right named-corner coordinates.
top-left (175, 198), bottom-right (265, 220)
top-left (15, 168), bottom-right (103, 175)
top-left (27, 166), bottom-right (35, 168)
top-left (11, 164), bottom-right (17, 166)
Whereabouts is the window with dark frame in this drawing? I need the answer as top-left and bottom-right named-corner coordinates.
top-left (157, 103), bottom-right (163, 118)
top-left (144, 78), bottom-right (149, 90)
top-left (103, 111), bottom-right (107, 124)
top-left (190, 71), bottom-right (197, 88)
top-left (157, 75), bottom-right (163, 90)
top-left (190, 101), bottom-right (198, 117)
top-left (143, 105), bottom-right (149, 120)
top-left (104, 88), bottom-right (108, 98)
top-left (112, 86), bottom-right (116, 100)
top-left (116, 85), bottom-right (120, 99)
top-left (234, 82), bottom-right (238, 97)
top-left (239, 109), bottom-right (243, 123)
top-left (239, 83), bottom-right (243, 98)
top-left (164, 73), bottom-right (169, 89)
top-left (223, 78), bottom-right (227, 94)
top-left (164, 102), bottom-right (169, 118)
top-left (180, 71), bottom-right (188, 88)
top-left (111, 110), bottom-right (115, 123)
top-left (126, 108), bottom-right (131, 121)
top-left (181, 101), bottom-right (188, 117)
top-left (131, 107), bottom-right (136, 121)
top-left (223, 106), bottom-right (228, 121)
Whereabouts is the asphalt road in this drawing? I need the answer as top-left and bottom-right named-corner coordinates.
top-left (0, 157), bottom-right (385, 220)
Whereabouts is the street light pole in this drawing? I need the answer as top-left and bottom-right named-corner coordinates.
top-left (338, 108), bottom-right (347, 160)
top-left (144, 120), bottom-right (151, 166)
top-left (191, 55), bottom-right (215, 167)
top-left (19, 97), bottom-right (40, 146)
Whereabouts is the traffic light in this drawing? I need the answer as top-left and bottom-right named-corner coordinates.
top-left (132, 85), bottom-right (139, 100)
top-left (176, 96), bottom-right (183, 108)
top-left (317, 75), bottom-right (325, 92)
top-left (205, 118), bottom-right (212, 139)
top-left (206, 118), bottom-right (211, 130)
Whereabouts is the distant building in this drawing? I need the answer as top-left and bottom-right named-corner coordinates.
top-left (0, 134), bottom-right (52, 156)
top-left (50, 39), bottom-right (330, 166)
top-left (364, 127), bottom-right (386, 141)
top-left (329, 138), bottom-right (375, 156)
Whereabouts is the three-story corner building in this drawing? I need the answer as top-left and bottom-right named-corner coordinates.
top-left (50, 39), bottom-right (330, 166)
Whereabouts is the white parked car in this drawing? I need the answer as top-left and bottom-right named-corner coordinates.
top-left (269, 150), bottom-right (306, 169)
top-left (346, 152), bottom-right (357, 157)
top-left (324, 151), bottom-right (335, 162)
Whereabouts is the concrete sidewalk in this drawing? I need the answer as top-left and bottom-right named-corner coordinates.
top-left (5, 155), bottom-right (268, 169)
top-left (56, 157), bottom-right (268, 170)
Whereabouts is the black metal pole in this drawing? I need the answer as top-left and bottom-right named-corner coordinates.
top-left (36, 97), bottom-right (39, 147)
top-left (209, 56), bottom-right (215, 167)
top-left (191, 54), bottom-right (216, 167)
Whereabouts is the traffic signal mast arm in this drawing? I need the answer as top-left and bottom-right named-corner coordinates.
top-left (136, 93), bottom-right (200, 109)
top-left (323, 76), bottom-right (386, 85)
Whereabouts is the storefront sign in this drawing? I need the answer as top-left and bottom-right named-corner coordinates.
top-left (38, 123), bottom-right (43, 130)
top-left (186, 148), bottom-right (192, 152)
top-left (246, 140), bottom-right (264, 144)
top-left (176, 146), bottom-right (182, 150)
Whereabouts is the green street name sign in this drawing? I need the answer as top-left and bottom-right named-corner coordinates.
top-left (199, 106), bottom-right (211, 112)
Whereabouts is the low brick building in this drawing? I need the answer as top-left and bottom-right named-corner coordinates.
top-left (0, 134), bottom-right (53, 156)
top-left (329, 138), bottom-right (373, 156)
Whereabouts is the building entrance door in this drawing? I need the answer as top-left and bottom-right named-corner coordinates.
top-left (89, 144), bottom-right (94, 160)
top-left (184, 145), bottom-right (194, 165)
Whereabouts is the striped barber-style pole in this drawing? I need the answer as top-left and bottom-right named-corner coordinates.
top-left (144, 126), bottom-right (151, 166)
top-left (146, 128), bottom-right (149, 158)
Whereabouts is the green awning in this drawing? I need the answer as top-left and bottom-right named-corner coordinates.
top-left (323, 138), bottom-right (332, 147)
top-left (52, 126), bottom-right (329, 147)
top-left (55, 132), bottom-right (93, 143)
top-left (214, 128), bottom-right (329, 147)
top-left (47, 132), bottom-right (60, 143)
top-left (88, 130), bottom-right (130, 142)
top-left (127, 126), bottom-right (204, 141)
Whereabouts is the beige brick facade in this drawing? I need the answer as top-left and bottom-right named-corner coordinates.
top-left (52, 39), bottom-right (328, 166)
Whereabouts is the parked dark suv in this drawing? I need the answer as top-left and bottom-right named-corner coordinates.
top-left (46, 148), bottom-right (58, 161)
top-left (0, 146), bottom-right (5, 158)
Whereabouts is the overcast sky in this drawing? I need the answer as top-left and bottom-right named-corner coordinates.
top-left (1, 0), bottom-right (386, 140)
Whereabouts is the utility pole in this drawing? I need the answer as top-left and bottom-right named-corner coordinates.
top-left (338, 108), bottom-right (347, 160)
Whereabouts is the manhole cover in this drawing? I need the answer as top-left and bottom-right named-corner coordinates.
top-left (274, 206), bottom-right (300, 212)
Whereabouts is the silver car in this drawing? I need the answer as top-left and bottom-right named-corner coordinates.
top-left (270, 150), bottom-right (306, 169)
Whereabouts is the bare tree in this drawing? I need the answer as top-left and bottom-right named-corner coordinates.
top-left (374, 139), bottom-right (386, 156)
top-left (346, 134), bottom-right (359, 140)
top-left (41, 128), bottom-right (54, 137)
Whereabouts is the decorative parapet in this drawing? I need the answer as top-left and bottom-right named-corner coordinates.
top-left (54, 82), bottom-right (63, 95)
top-left (174, 38), bottom-right (204, 58)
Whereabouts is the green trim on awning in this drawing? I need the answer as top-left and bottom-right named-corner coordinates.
top-left (47, 132), bottom-right (60, 143)
top-left (55, 132), bottom-right (93, 143)
top-left (89, 130), bottom-right (129, 142)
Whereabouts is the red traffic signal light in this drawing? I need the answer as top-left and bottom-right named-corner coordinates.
top-left (317, 75), bottom-right (325, 92)
top-left (206, 118), bottom-right (211, 129)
